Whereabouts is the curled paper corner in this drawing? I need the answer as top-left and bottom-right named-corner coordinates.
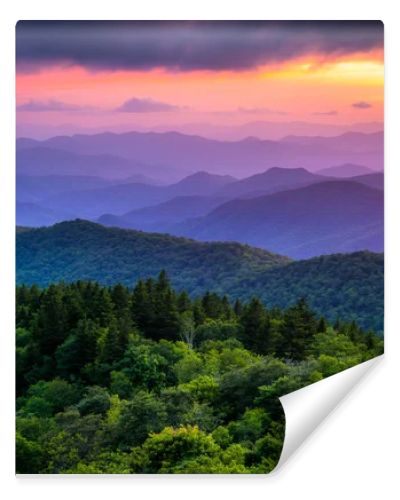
top-left (274, 355), bottom-right (383, 472)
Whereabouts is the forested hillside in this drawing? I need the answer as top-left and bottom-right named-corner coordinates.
top-left (16, 220), bottom-right (290, 293)
top-left (233, 252), bottom-right (384, 334)
top-left (16, 274), bottom-right (383, 473)
top-left (16, 220), bottom-right (383, 332)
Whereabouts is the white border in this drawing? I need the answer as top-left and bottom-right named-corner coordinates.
top-left (1, 2), bottom-right (399, 498)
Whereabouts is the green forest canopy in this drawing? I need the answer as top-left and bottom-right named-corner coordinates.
top-left (16, 274), bottom-right (383, 473)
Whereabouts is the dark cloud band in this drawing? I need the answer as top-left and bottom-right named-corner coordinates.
top-left (16, 20), bottom-right (383, 73)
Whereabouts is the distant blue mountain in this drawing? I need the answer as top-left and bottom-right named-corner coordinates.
top-left (16, 201), bottom-right (75, 227)
top-left (216, 167), bottom-right (325, 198)
top-left (317, 163), bottom-right (376, 178)
top-left (16, 129), bottom-right (384, 176)
top-left (37, 171), bottom-right (237, 218)
top-left (98, 195), bottom-right (228, 232)
top-left (16, 146), bottom-right (186, 183)
top-left (174, 180), bottom-right (384, 259)
top-left (350, 172), bottom-right (384, 190)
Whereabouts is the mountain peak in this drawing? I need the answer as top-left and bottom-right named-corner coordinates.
top-left (266, 166), bottom-right (309, 174)
top-left (173, 171), bottom-right (237, 187)
top-left (241, 136), bottom-right (261, 143)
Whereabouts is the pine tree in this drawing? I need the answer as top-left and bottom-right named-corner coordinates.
top-left (151, 287), bottom-right (180, 341)
top-left (75, 318), bottom-right (99, 366)
top-left (317, 316), bottom-right (327, 333)
top-left (281, 298), bottom-right (317, 360)
top-left (240, 297), bottom-right (270, 354)
top-left (156, 270), bottom-right (170, 294)
top-left (177, 291), bottom-right (192, 313)
top-left (56, 318), bottom-right (99, 378)
top-left (221, 296), bottom-right (233, 320)
top-left (101, 319), bottom-right (124, 364)
top-left (233, 298), bottom-right (243, 318)
top-left (131, 279), bottom-right (154, 336)
top-left (192, 300), bottom-right (206, 326)
top-left (111, 284), bottom-right (130, 314)
top-left (333, 317), bottom-right (341, 331)
top-left (94, 288), bottom-right (115, 327)
top-left (347, 320), bottom-right (363, 343)
top-left (111, 284), bottom-right (133, 344)
top-left (202, 292), bottom-right (224, 319)
top-left (34, 285), bottom-right (69, 356)
top-left (63, 287), bottom-right (84, 331)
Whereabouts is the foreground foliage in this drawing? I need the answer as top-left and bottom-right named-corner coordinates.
top-left (16, 273), bottom-right (383, 473)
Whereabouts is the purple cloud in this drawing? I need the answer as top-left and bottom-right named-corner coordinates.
top-left (237, 107), bottom-right (288, 116)
top-left (116, 97), bottom-right (181, 113)
top-left (352, 101), bottom-right (372, 109)
top-left (16, 21), bottom-right (383, 73)
top-left (311, 110), bottom-right (338, 116)
top-left (17, 99), bottom-right (89, 112)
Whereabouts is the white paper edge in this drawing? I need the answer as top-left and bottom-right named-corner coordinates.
top-left (274, 354), bottom-right (383, 471)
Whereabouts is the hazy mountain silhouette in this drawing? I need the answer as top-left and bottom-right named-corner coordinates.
top-left (39, 171), bottom-right (237, 218)
top-left (17, 120), bottom-right (384, 142)
top-left (149, 120), bottom-right (384, 142)
top-left (16, 129), bottom-right (384, 177)
top-left (174, 181), bottom-right (383, 258)
top-left (95, 168), bottom-right (325, 231)
top-left (317, 163), bottom-right (375, 177)
top-left (216, 167), bottom-right (326, 198)
top-left (279, 131), bottom-right (382, 151)
top-left (98, 195), bottom-right (228, 232)
top-left (17, 174), bottom-right (117, 203)
top-left (349, 172), bottom-right (383, 190)
top-left (16, 201), bottom-right (75, 227)
top-left (16, 146), bottom-right (186, 182)
top-left (169, 171), bottom-right (236, 194)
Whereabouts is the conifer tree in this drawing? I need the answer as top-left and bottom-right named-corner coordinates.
top-left (240, 297), bottom-right (270, 354)
top-left (101, 319), bottom-right (124, 364)
top-left (94, 288), bottom-right (115, 327)
top-left (233, 298), bottom-right (243, 318)
top-left (111, 284), bottom-right (133, 343)
top-left (177, 291), bottom-right (192, 313)
top-left (317, 316), bottom-right (327, 333)
top-left (221, 296), bottom-right (233, 320)
top-left (34, 285), bottom-right (68, 356)
top-left (193, 300), bottom-right (206, 326)
top-left (131, 279), bottom-right (154, 336)
top-left (281, 298), bottom-right (317, 360)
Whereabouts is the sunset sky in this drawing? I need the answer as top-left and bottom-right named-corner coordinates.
top-left (16, 21), bottom-right (384, 139)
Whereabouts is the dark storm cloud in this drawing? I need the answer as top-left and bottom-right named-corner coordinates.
top-left (116, 97), bottom-right (181, 113)
top-left (16, 20), bottom-right (383, 73)
top-left (352, 101), bottom-right (372, 109)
